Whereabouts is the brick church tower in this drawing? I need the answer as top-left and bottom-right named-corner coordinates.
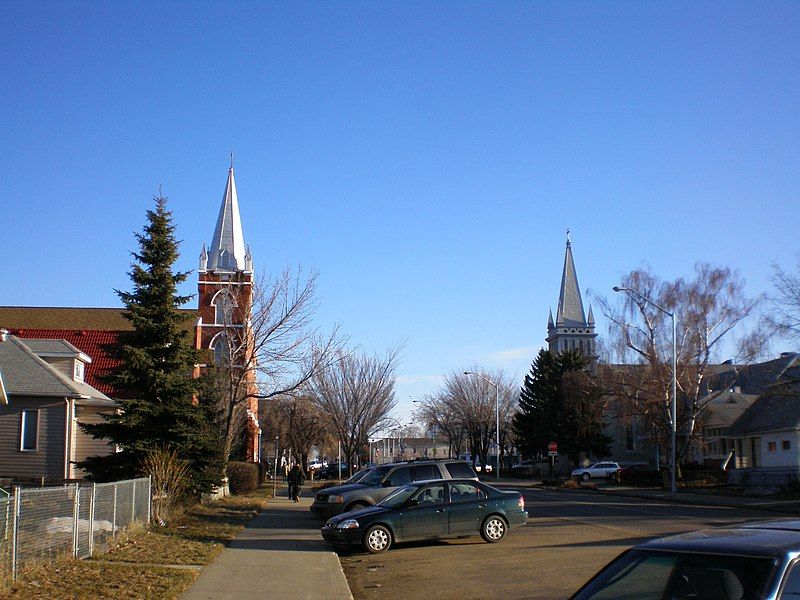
top-left (197, 163), bottom-right (260, 462)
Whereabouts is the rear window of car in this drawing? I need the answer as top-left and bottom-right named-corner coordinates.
top-left (445, 462), bottom-right (477, 479)
top-left (572, 549), bottom-right (774, 600)
top-left (413, 464), bottom-right (439, 481)
top-left (449, 482), bottom-right (487, 502)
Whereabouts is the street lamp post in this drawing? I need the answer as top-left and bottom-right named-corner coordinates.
top-left (383, 416), bottom-right (405, 462)
top-left (272, 436), bottom-right (280, 499)
top-left (613, 285), bottom-right (677, 494)
top-left (413, 398), bottom-right (439, 458)
top-left (464, 371), bottom-right (500, 480)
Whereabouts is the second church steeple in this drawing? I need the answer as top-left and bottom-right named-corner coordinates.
top-left (546, 232), bottom-right (597, 357)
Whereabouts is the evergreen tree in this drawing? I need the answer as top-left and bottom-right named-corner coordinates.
top-left (80, 194), bottom-right (223, 492)
top-left (513, 349), bottom-right (611, 465)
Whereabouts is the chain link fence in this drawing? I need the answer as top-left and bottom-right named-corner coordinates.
top-left (0, 477), bottom-right (150, 579)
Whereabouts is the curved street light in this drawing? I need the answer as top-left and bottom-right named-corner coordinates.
top-left (464, 371), bottom-right (501, 480)
top-left (381, 416), bottom-right (405, 463)
top-left (614, 285), bottom-right (677, 494)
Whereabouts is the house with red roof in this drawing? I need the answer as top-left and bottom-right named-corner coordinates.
top-left (0, 164), bottom-right (262, 478)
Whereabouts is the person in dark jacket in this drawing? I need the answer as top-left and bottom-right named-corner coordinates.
top-left (287, 464), bottom-right (306, 502)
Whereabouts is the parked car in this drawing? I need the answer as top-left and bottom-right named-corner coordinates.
top-left (570, 519), bottom-right (800, 599)
top-left (474, 463), bottom-right (494, 474)
top-left (571, 462), bottom-right (620, 481)
top-left (317, 463), bottom-right (349, 480)
top-left (307, 460), bottom-right (327, 471)
top-left (321, 479), bottom-right (527, 553)
top-left (511, 460), bottom-right (535, 471)
top-left (615, 463), bottom-right (662, 485)
top-left (310, 459), bottom-right (479, 520)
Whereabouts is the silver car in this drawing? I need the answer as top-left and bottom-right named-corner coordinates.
top-left (571, 461), bottom-right (620, 482)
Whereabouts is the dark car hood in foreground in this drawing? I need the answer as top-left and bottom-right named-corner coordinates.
top-left (327, 504), bottom-right (391, 525)
top-left (642, 522), bottom-right (800, 558)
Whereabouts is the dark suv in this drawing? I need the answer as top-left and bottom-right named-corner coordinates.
top-left (310, 459), bottom-right (478, 520)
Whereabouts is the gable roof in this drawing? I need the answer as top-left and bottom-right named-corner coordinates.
top-left (9, 329), bottom-right (123, 396)
top-left (0, 335), bottom-right (112, 405)
top-left (727, 390), bottom-right (800, 436)
top-left (701, 391), bottom-right (759, 429)
top-left (0, 306), bottom-right (198, 397)
top-left (21, 338), bottom-right (91, 362)
top-left (707, 354), bottom-right (800, 396)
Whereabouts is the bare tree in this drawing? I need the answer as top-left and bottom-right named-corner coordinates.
top-left (262, 395), bottom-right (331, 472)
top-left (412, 395), bottom-right (467, 459)
top-left (209, 266), bottom-right (345, 473)
top-left (596, 263), bottom-right (767, 466)
top-left (419, 369), bottom-right (516, 471)
top-left (767, 253), bottom-right (800, 344)
top-left (307, 347), bottom-right (400, 476)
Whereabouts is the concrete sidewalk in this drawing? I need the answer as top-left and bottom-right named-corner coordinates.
top-left (180, 484), bottom-right (353, 600)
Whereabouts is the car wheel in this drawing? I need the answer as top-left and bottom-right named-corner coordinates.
top-left (481, 515), bottom-right (506, 543)
top-left (582, 472), bottom-right (590, 482)
top-left (363, 524), bottom-right (392, 554)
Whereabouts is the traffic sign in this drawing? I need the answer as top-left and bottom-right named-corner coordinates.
top-left (548, 450), bottom-right (558, 457)
top-left (548, 441), bottom-right (558, 452)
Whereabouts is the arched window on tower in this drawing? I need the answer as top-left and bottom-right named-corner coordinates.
top-left (211, 289), bottom-right (237, 325)
top-left (210, 332), bottom-right (230, 365)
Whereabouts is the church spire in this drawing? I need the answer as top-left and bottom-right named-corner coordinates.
top-left (206, 164), bottom-right (249, 272)
top-left (555, 232), bottom-right (587, 328)
top-left (546, 231), bottom-right (597, 358)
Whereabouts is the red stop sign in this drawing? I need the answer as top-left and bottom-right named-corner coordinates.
top-left (548, 441), bottom-right (558, 452)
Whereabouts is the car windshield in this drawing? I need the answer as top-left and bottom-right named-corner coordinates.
top-left (345, 469), bottom-right (371, 484)
top-left (571, 548), bottom-right (775, 600)
top-left (377, 484), bottom-right (417, 508)
top-left (359, 466), bottom-right (393, 486)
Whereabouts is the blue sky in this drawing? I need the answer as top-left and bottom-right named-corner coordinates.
top-left (2, 2), bottom-right (799, 423)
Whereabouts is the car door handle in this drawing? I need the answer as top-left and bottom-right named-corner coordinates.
top-left (436, 508), bottom-right (447, 513)
top-left (477, 504), bottom-right (486, 508)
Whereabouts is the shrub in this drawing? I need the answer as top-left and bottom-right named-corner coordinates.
top-left (143, 446), bottom-right (191, 525)
top-left (227, 461), bottom-right (259, 494)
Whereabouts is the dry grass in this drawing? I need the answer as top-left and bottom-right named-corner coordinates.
top-left (2, 559), bottom-right (197, 600)
top-left (0, 488), bottom-right (269, 599)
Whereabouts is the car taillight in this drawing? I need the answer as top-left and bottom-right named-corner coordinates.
top-left (518, 496), bottom-right (525, 510)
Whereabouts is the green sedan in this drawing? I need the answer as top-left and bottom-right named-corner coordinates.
top-left (321, 478), bottom-right (528, 553)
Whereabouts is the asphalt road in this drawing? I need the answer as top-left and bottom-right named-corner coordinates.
top-left (338, 486), bottom-right (773, 600)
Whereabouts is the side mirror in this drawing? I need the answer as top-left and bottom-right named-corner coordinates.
top-left (405, 499), bottom-right (419, 508)
top-left (382, 480), bottom-right (393, 487)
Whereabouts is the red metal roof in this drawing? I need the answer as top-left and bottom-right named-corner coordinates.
top-left (9, 328), bottom-right (124, 397)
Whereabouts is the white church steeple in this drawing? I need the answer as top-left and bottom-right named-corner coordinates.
top-left (205, 164), bottom-right (249, 272)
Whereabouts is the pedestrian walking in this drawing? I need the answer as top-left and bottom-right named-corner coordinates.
top-left (287, 464), bottom-right (306, 502)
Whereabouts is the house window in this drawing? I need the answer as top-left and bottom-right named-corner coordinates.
top-left (74, 361), bottom-right (85, 381)
top-left (768, 441), bottom-right (777, 452)
top-left (20, 410), bottom-right (39, 451)
top-left (783, 440), bottom-right (792, 451)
